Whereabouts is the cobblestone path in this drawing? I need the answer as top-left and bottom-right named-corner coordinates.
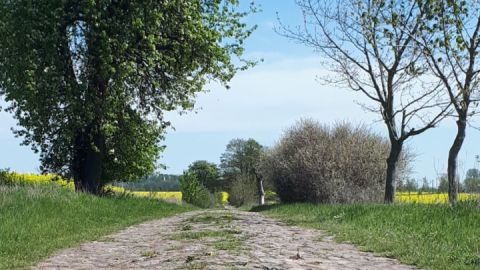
top-left (33, 209), bottom-right (418, 270)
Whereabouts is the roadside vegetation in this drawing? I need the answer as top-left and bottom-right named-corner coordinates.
top-left (0, 170), bottom-right (228, 204)
top-left (397, 192), bottom-right (479, 204)
top-left (253, 202), bottom-right (480, 270)
top-left (0, 183), bottom-right (195, 269)
top-left (1, 1), bottom-right (480, 269)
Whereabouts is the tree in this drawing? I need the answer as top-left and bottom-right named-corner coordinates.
top-left (187, 160), bottom-right (221, 193)
top-left (415, 1), bottom-right (480, 204)
top-left (279, 0), bottom-right (449, 203)
top-left (0, 0), bottom-right (256, 194)
top-left (466, 168), bottom-right (480, 179)
top-left (464, 168), bottom-right (480, 193)
top-left (220, 138), bottom-right (264, 205)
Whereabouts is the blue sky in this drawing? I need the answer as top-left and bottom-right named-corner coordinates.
top-left (1, 1), bottom-right (480, 184)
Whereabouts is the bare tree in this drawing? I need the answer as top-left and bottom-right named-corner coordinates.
top-left (279, 0), bottom-right (450, 203)
top-left (415, 1), bottom-right (480, 204)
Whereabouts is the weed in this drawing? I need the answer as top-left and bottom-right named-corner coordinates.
top-left (140, 250), bottom-right (157, 258)
top-left (170, 229), bottom-right (239, 240)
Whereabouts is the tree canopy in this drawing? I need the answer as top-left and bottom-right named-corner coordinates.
top-left (218, 138), bottom-right (263, 206)
top-left (0, 0), bottom-right (256, 193)
top-left (187, 160), bottom-right (221, 192)
top-left (464, 168), bottom-right (480, 193)
top-left (220, 138), bottom-right (263, 180)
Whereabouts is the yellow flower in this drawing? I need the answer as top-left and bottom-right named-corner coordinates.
top-left (397, 192), bottom-right (479, 204)
top-left (5, 173), bottom-right (230, 204)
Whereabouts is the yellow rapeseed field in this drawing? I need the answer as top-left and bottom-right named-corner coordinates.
top-left (2, 172), bottom-right (228, 204)
top-left (107, 186), bottom-right (183, 202)
top-left (108, 185), bottom-right (229, 203)
top-left (1, 171), bottom-right (74, 189)
top-left (397, 192), bottom-right (479, 203)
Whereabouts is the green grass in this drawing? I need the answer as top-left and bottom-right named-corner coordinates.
top-left (187, 213), bottom-right (238, 224)
top-left (0, 184), bottom-right (195, 269)
top-left (213, 235), bottom-right (246, 252)
top-left (170, 229), bottom-right (245, 253)
top-left (170, 230), bottom-right (231, 240)
top-left (170, 229), bottom-right (241, 240)
top-left (179, 212), bottom-right (246, 253)
top-left (252, 202), bottom-right (480, 270)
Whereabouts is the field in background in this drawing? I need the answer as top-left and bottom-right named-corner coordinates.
top-left (253, 202), bottom-right (480, 270)
top-left (109, 186), bottom-right (229, 204)
top-left (397, 192), bottom-right (479, 204)
top-left (0, 171), bottom-right (74, 188)
top-left (0, 183), bottom-right (195, 269)
top-left (0, 171), bottom-right (229, 204)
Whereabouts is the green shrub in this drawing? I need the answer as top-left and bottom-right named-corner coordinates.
top-left (264, 190), bottom-right (279, 203)
top-left (179, 172), bottom-right (215, 208)
top-left (228, 174), bottom-right (257, 207)
top-left (212, 192), bottom-right (227, 207)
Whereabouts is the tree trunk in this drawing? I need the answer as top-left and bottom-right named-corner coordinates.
top-left (384, 140), bottom-right (403, 204)
top-left (73, 127), bottom-right (105, 195)
top-left (257, 175), bottom-right (265, 205)
top-left (447, 118), bottom-right (467, 204)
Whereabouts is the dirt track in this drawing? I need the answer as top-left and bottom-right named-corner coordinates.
top-left (33, 209), bottom-right (417, 270)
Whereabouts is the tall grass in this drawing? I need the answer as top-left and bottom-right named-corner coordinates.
top-left (0, 184), bottom-right (195, 269)
top-left (253, 202), bottom-right (480, 270)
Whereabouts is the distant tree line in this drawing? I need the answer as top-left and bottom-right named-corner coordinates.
top-left (398, 168), bottom-right (480, 193)
top-left (114, 174), bottom-right (180, 192)
top-left (179, 138), bottom-right (264, 208)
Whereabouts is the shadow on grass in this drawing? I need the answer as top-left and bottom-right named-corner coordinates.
top-left (250, 203), bottom-right (283, 212)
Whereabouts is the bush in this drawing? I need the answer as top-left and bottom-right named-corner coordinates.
top-left (227, 174), bottom-right (257, 207)
top-left (259, 119), bottom-right (409, 204)
top-left (264, 190), bottom-right (279, 203)
top-left (179, 172), bottom-right (217, 208)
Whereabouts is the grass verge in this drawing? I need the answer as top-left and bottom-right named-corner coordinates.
top-left (0, 184), bottom-right (195, 269)
top-left (252, 202), bottom-right (480, 270)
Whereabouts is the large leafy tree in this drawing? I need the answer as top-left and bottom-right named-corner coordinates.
top-left (0, 0), bottom-right (256, 194)
top-left (220, 138), bottom-right (263, 179)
